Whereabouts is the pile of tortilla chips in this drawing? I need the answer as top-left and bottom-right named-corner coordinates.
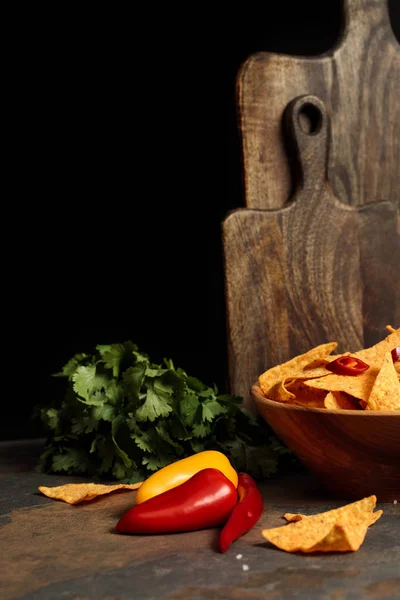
top-left (262, 495), bottom-right (382, 553)
top-left (38, 482), bottom-right (142, 505)
top-left (258, 326), bottom-right (400, 411)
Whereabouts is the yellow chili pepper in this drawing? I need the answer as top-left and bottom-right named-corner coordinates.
top-left (135, 450), bottom-right (238, 504)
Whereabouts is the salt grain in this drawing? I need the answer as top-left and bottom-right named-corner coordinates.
top-left (236, 554), bottom-right (243, 560)
top-left (394, 500), bottom-right (398, 504)
top-left (242, 564), bottom-right (249, 571)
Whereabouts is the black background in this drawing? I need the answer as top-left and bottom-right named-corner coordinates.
top-left (7, 1), bottom-right (399, 441)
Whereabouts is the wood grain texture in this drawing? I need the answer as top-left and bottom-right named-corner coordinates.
top-left (223, 95), bottom-right (400, 402)
top-left (251, 384), bottom-right (400, 501)
top-left (239, 0), bottom-right (400, 209)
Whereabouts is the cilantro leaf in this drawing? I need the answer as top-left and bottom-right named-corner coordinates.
top-left (123, 364), bottom-right (146, 406)
top-left (91, 404), bottom-right (115, 422)
top-left (201, 400), bottom-right (226, 423)
top-left (72, 365), bottom-right (110, 405)
top-left (132, 350), bottom-right (150, 364)
top-left (186, 375), bottom-right (206, 392)
top-left (52, 449), bottom-right (90, 473)
top-left (71, 417), bottom-right (98, 435)
top-left (98, 341), bottom-right (138, 378)
top-left (156, 424), bottom-right (183, 452)
top-left (104, 379), bottom-right (122, 406)
top-left (153, 377), bottom-right (176, 396)
top-left (112, 459), bottom-right (127, 480)
top-left (216, 394), bottom-right (242, 405)
top-left (135, 384), bottom-right (173, 422)
top-left (192, 422), bottom-right (211, 438)
top-left (142, 455), bottom-right (173, 471)
top-left (42, 408), bottom-right (59, 431)
top-left (190, 439), bottom-right (205, 453)
top-left (53, 353), bottom-right (89, 378)
top-left (198, 387), bottom-right (216, 399)
top-left (90, 435), bottom-right (103, 454)
top-left (145, 367), bottom-right (169, 378)
top-left (131, 431), bottom-right (154, 454)
top-left (168, 415), bottom-right (189, 440)
top-left (180, 392), bottom-right (199, 426)
top-left (112, 416), bottom-right (133, 468)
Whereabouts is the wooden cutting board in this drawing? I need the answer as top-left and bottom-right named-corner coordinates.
top-left (238, 0), bottom-right (400, 210)
top-left (223, 95), bottom-right (400, 402)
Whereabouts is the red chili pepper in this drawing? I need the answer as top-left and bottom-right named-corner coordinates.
top-left (116, 468), bottom-right (237, 534)
top-left (218, 473), bottom-right (263, 553)
top-left (326, 355), bottom-right (370, 376)
top-left (391, 346), bottom-right (400, 363)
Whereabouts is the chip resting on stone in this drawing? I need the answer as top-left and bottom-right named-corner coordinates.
top-left (284, 509), bottom-right (382, 527)
top-left (262, 496), bottom-right (382, 553)
top-left (38, 482), bottom-right (142, 505)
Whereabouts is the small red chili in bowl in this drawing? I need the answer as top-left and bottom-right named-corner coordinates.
top-left (391, 346), bottom-right (400, 363)
top-left (326, 356), bottom-right (370, 376)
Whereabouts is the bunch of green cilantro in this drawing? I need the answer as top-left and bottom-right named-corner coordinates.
top-left (38, 342), bottom-right (294, 482)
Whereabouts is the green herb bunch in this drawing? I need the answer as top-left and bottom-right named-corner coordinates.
top-left (38, 342), bottom-right (294, 482)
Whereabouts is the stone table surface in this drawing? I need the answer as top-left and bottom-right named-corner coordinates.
top-left (0, 439), bottom-right (399, 600)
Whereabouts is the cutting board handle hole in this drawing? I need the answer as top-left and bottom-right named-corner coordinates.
top-left (297, 103), bottom-right (323, 136)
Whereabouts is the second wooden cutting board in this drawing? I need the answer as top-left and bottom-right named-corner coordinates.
top-left (239, 0), bottom-right (400, 210)
top-left (223, 95), bottom-right (400, 402)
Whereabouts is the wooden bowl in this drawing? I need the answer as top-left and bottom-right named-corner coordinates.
top-left (251, 384), bottom-right (400, 502)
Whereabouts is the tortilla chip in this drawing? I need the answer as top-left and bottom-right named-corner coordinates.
top-left (262, 496), bottom-right (382, 553)
top-left (267, 379), bottom-right (297, 402)
top-left (365, 351), bottom-right (400, 411)
top-left (386, 325), bottom-right (397, 333)
top-left (258, 343), bottom-right (338, 399)
top-left (282, 495), bottom-right (378, 524)
top-left (305, 330), bottom-right (400, 402)
top-left (283, 513), bottom-right (303, 523)
top-left (38, 482), bottom-right (142, 505)
top-left (284, 509), bottom-right (383, 527)
top-left (286, 381), bottom-right (327, 408)
top-left (324, 391), bottom-right (359, 410)
top-left (304, 369), bottom-right (378, 401)
top-left (292, 397), bottom-right (326, 409)
top-left (309, 520), bottom-right (370, 552)
top-left (356, 329), bottom-right (400, 365)
top-left (268, 378), bottom-right (328, 406)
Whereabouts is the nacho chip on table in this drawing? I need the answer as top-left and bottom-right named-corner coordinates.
top-left (284, 509), bottom-right (383, 527)
top-left (365, 351), bottom-right (400, 411)
top-left (262, 496), bottom-right (382, 553)
top-left (258, 342), bottom-right (338, 400)
top-left (38, 482), bottom-right (142, 505)
top-left (305, 521), bottom-right (373, 553)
